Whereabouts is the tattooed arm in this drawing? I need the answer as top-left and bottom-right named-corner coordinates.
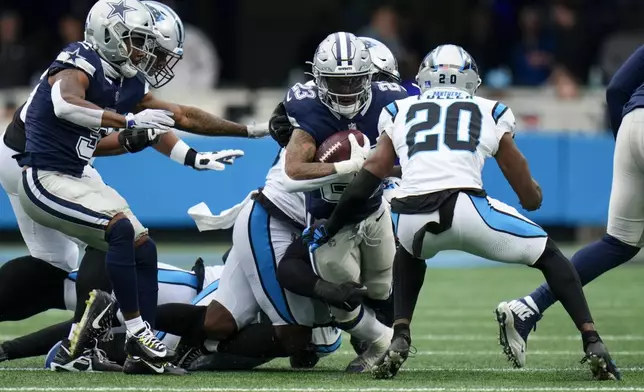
top-left (284, 129), bottom-right (338, 180)
top-left (136, 93), bottom-right (249, 137)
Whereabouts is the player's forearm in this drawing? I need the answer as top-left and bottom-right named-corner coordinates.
top-left (284, 162), bottom-right (338, 180)
top-left (52, 81), bottom-right (126, 129)
top-left (153, 132), bottom-right (180, 157)
top-left (94, 132), bottom-right (126, 156)
top-left (325, 168), bottom-right (383, 236)
top-left (175, 106), bottom-right (248, 137)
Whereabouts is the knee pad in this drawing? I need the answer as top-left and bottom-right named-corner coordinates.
top-left (106, 218), bottom-right (134, 244)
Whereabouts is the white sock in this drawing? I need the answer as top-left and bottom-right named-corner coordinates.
top-left (124, 316), bottom-right (146, 334)
top-left (523, 296), bottom-right (541, 314)
top-left (346, 306), bottom-right (387, 343)
top-left (67, 323), bottom-right (77, 340)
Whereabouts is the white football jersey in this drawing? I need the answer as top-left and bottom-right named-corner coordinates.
top-left (379, 88), bottom-right (515, 197)
top-left (262, 149), bottom-right (307, 226)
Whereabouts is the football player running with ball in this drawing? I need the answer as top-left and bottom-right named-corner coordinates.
top-left (302, 44), bottom-right (620, 381)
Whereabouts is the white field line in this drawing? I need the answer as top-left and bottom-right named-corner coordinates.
top-left (0, 387), bottom-right (643, 392)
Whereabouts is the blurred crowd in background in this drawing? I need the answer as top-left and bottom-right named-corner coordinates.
top-left (0, 0), bottom-right (642, 128)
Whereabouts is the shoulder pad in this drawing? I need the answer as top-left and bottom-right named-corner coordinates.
top-left (491, 101), bottom-right (509, 124)
top-left (54, 41), bottom-right (100, 77)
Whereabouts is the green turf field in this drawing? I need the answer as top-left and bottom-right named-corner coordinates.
top-left (0, 265), bottom-right (642, 392)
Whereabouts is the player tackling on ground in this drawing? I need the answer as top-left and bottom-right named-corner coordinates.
top-left (302, 44), bottom-right (620, 381)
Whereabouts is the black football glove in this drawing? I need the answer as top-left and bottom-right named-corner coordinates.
top-left (269, 102), bottom-right (293, 147)
top-left (118, 129), bottom-right (164, 153)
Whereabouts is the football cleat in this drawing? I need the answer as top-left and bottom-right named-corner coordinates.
top-left (581, 337), bottom-right (621, 381)
top-left (372, 332), bottom-right (412, 379)
top-left (495, 299), bottom-right (541, 368)
top-left (173, 343), bottom-right (204, 369)
top-left (345, 327), bottom-right (393, 373)
top-left (69, 290), bottom-right (116, 359)
top-left (123, 356), bottom-right (188, 375)
top-left (125, 322), bottom-right (172, 363)
top-left (289, 345), bottom-right (320, 369)
top-left (47, 338), bottom-right (122, 372)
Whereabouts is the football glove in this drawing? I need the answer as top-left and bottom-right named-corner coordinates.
top-left (268, 102), bottom-right (293, 147)
top-left (302, 219), bottom-right (330, 252)
top-left (118, 129), bottom-right (165, 153)
top-left (190, 149), bottom-right (245, 171)
top-left (125, 109), bottom-right (175, 130)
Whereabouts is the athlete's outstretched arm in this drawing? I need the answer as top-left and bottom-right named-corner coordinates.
top-left (495, 133), bottom-right (542, 211)
top-left (323, 135), bottom-right (397, 237)
top-left (49, 69), bottom-right (128, 129)
top-left (136, 93), bottom-right (266, 138)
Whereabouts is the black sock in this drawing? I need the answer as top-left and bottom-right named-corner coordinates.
top-left (276, 239), bottom-right (319, 298)
top-left (1, 319), bottom-right (72, 359)
top-left (105, 219), bottom-right (138, 315)
top-left (155, 303), bottom-right (207, 346)
top-left (217, 324), bottom-right (288, 358)
top-left (135, 239), bottom-right (158, 327)
top-left (364, 296), bottom-right (394, 327)
top-left (0, 256), bottom-right (68, 321)
top-left (531, 239), bottom-right (593, 329)
top-left (393, 246), bottom-right (426, 322)
top-left (73, 247), bottom-right (112, 323)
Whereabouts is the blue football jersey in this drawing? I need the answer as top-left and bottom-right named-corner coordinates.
top-left (19, 41), bottom-right (148, 177)
top-left (284, 81), bottom-right (408, 222)
top-left (401, 80), bottom-right (421, 96)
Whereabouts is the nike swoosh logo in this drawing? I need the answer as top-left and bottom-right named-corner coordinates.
top-left (138, 358), bottom-right (165, 373)
top-left (92, 303), bottom-right (112, 330)
top-left (286, 91), bottom-right (292, 102)
top-left (375, 211), bottom-right (386, 222)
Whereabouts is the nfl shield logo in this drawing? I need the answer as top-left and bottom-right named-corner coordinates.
top-left (348, 122), bottom-right (357, 130)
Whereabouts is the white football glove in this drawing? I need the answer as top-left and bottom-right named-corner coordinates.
top-left (125, 109), bottom-right (175, 130)
top-left (193, 149), bottom-right (245, 171)
top-left (333, 133), bottom-right (372, 175)
top-left (246, 121), bottom-right (270, 138)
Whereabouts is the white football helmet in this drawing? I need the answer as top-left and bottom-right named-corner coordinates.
top-left (416, 44), bottom-right (481, 95)
top-left (359, 37), bottom-right (400, 83)
top-left (84, 0), bottom-right (160, 78)
top-left (311, 32), bottom-right (372, 118)
top-left (143, 1), bottom-right (184, 88)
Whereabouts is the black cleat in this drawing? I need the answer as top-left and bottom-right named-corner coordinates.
top-left (372, 334), bottom-right (411, 380)
top-left (313, 280), bottom-right (368, 311)
top-left (289, 345), bottom-right (320, 369)
top-left (173, 343), bottom-right (204, 369)
top-left (123, 357), bottom-right (188, 375)
top-left (69, 290), bottom-right (116, 359)
top-left (581, 337), bottom-right (621, 381)
top-left (125, 322), bottom-right (173, 364)
top-left (48, 338), bottom-right (122, 372)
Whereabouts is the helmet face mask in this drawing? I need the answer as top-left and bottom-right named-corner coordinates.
top-left (312, 32), bottom-right (373, 118)
top-left (359, 37), bottom-right (401, 84)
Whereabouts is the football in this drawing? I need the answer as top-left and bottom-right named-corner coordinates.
top-left (314, 130), bottom-right (367, 163)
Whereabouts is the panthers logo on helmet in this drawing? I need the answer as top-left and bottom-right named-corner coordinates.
top-left (148, 6), bottom-right (166, 22)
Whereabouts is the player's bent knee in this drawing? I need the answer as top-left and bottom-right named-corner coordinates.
top-left (203, 301), bottom-right (237, 341)
top-left (275, 325), bottom-right (312, 356)
top-left (104, 216), bottom-right (134, 245)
